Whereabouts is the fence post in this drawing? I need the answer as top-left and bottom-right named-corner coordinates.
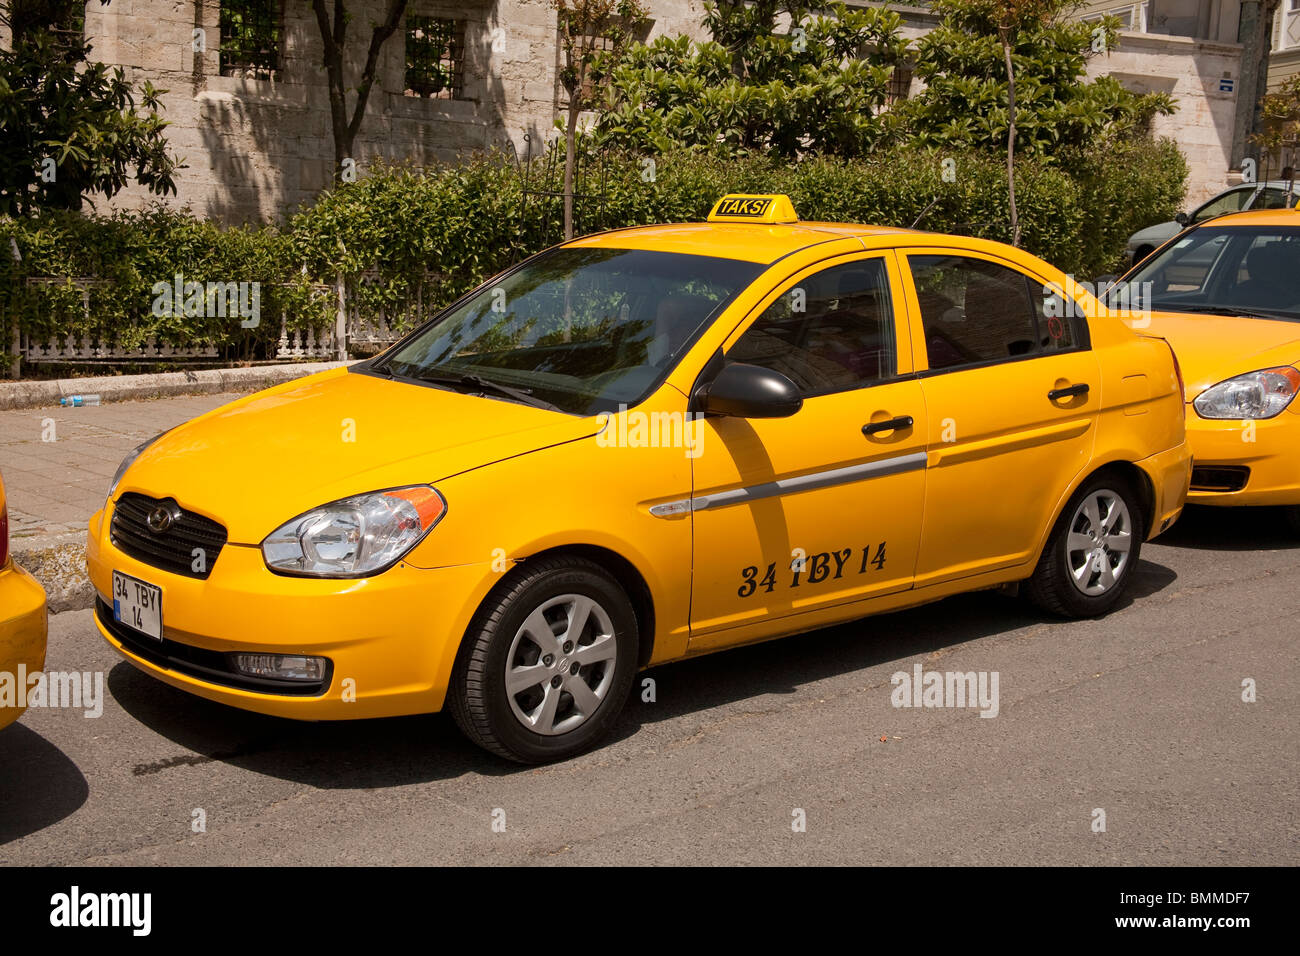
top-left (335, 272), bottom-right (347, 361)
top-left (7, 234), bottom-right (20, 379)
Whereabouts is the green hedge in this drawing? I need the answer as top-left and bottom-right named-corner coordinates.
top-left (288, 138), bottom-right (1184, 316)
top-left (0, 208), bottom-right (322, 362)
top-left (1, 138), bottom-right (1186, 365)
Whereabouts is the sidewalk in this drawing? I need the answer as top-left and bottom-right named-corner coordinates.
top-left (1, 393), bottom-right (243, 610)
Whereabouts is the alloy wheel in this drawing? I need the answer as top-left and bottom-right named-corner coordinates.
top-left (504, 593), bottom-right (618, 736)
top-left (1065, 490), bottom-right (1134, 596)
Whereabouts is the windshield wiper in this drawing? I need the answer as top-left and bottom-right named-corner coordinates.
top-left (1157, 304), bottom-right (1299, 321)
top-left (413, 370), bottom-right (562, 411)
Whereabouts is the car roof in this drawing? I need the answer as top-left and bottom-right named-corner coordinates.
top-left (563, 221), bottom-right (1018, 265)
top-left (1197, 207), bottom-right (1300, 228)
top-left (1222, 180), bottom-right (1297, 189)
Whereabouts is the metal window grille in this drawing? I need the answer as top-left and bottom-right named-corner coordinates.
top-left (405, 16), bottom-right (466, 100)
top-left (220, 0), bottom-right (280, 80)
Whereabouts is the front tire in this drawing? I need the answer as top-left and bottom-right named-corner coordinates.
top-left (449, 556), bottom-right (639, 763)
top-left (1025, 472), bottom-right (1145, 618)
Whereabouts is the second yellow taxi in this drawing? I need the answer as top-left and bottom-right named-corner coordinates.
top-left (1114, 207), bottom-right (1300, 531)
top-left (1, 470), bottom-right (49, 733)
top-left (88, 195), bottom-right (1192, 762)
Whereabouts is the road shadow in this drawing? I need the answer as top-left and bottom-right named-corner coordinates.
top-left (107, 663), bottom-right (499, 788)
top-left (1156, 505), bottom-right (1300, 553)
top-left (105, 557), bottom-right (1178, 785)
top-left (0, 723), bottom-right (89, 846)
top-left (610, 557), bottom-right (1177, 743)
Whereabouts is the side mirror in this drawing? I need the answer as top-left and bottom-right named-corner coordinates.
top-left (1174, 211), bottom-right (1189, 226)
top-left (699, 362), bottom-right (802, 419)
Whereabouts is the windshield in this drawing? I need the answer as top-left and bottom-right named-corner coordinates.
top-left (1126, 224), bottom-right (1300, 321)
top-left (376, 246), bottom-right (763, 415)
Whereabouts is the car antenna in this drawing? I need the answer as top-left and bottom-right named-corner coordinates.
top-left (911, 197), bottom-right (941, 230)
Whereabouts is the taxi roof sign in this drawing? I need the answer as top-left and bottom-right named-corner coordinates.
top-left (707, 194), bottom-right (799, 224)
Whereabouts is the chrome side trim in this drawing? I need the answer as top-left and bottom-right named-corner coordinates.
top-left (649, 451), bottom-right (927, 518)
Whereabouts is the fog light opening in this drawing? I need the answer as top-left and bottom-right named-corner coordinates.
top-left (229, 653), bottom-right (329, 682)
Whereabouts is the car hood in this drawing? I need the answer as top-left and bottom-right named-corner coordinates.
top-left (1139, 311), bottom-right (1300, 397)
top-left (115, 367), bottom-right (600, 543)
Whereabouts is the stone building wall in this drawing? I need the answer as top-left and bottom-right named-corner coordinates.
top-left (58, 1), bottom-right (1246, 222)
top-left (84, 0), bottom-right (710, 224)
top-left (1085, 30), bottom-right (1244, 208)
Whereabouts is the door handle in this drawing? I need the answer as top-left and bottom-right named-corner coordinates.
top-left (862, 415), bottom-right (914, 435)
top-left (1048, 383), bottom-right (1090, 401)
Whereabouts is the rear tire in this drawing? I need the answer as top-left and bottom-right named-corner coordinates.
top-left (1285, 506), bottom-right (1300, 536)
top-left (449, 555), bottom-right (639, 763)
top-left (1025, 472), bottom-right (1145, 618)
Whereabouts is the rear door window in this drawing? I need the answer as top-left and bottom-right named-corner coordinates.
top-left (906, 255), bottom-right (1077, 372)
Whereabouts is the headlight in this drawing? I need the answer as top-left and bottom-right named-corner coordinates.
top-left (108, 431), bottom-right (170, 501)
top-left (261, 486), bottom-right (446, 577)
top-left (1193, 366), bottom-right (1300, 420)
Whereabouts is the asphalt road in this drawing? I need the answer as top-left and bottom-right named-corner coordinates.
top-left (2, 505), bottom-right (1297, 866)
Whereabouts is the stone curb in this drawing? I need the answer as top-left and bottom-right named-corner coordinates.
top-left (13, 532), bottom-right (94, 614)
top-left (0, 360), bottom-right (354, 411)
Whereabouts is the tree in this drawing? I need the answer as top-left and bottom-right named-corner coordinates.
top-left (1254, 73), bottom-right (1300, 175)
top-left (554, 0), bottom-right (647, 239)
top-left (940, 0), bottom-right (1059, 246)
top-left (0, 0), bottom-right (180, 216)
top-left (902, 0), bottom-right (1171, 247)
top-left (1231, 0), bottom-right (1282, 172)
top-left (310, 0), bottom-right (410, 184)
top-left (594, 0), bottom-right (908, 159)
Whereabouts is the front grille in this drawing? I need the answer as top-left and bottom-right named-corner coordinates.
top-left (111, 492), bottom-right (228, 579)
top-left (96, 599), bottom-right (331, 696)
top-left (1190, 466), bottom-right (1250, 493)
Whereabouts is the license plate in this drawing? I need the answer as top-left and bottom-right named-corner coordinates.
top-left (112, 571), bottom-right (163, 641)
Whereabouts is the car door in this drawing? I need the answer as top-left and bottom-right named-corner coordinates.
top-left (899, 250), bottom-right (1100, 588)
top-left (687, 251), bottom-right (928, 651)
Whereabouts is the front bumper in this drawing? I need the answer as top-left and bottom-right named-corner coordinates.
top-left (87, 503), bottom-right (499, 720)
top-left (0, 559), bottom-right (49, 731)
top-left (1135, 439), bottom-right (1194, 537)
top-left (1184, 409), bottom-right (1300, 507)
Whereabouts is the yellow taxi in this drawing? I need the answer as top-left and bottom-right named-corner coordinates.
top-left (1, 471), bottom-right (49, 732)
top-left (88, 195), bottom-right (1192, 762)
top-left (1115, 207), bottom-right (1300, 530)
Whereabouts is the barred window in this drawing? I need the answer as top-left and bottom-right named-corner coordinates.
top-left (405, 16), bottom-right (465, 99)
top-left (220, 0), bottom-right (280, 80)
top-left (887, 65), bottom-right (913, 106)
top-left (51, 5), bottom-right (85, 49)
